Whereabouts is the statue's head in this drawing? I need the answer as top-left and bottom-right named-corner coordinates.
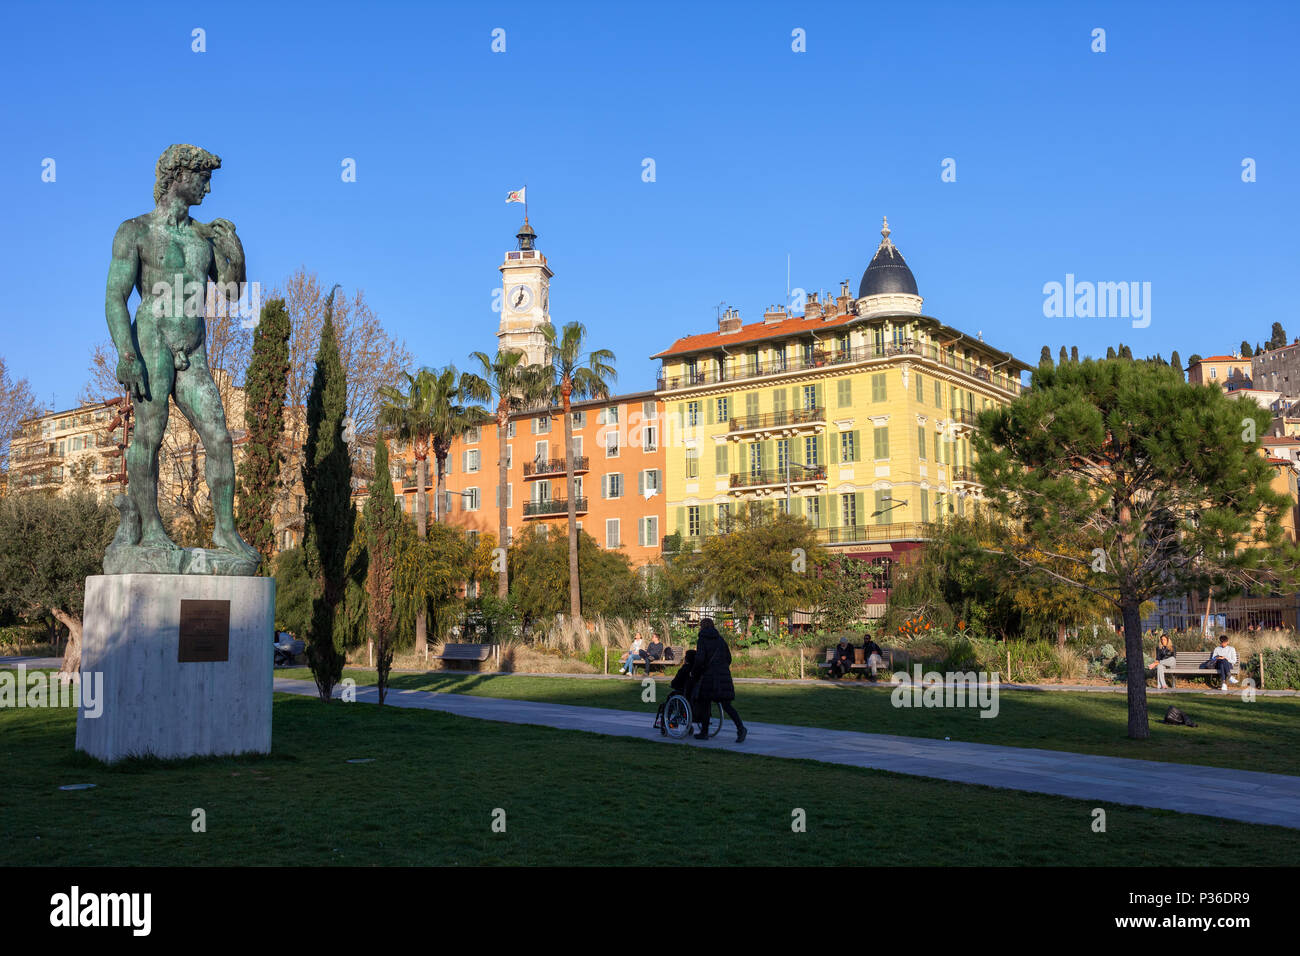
top-left (154, 144), bottom-right (222, 205)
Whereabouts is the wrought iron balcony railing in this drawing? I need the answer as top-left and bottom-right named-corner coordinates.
top-left (523, 456), bottom-right (589, 478)
top-left (523, 496), bottom-right (589, 518)
top-left (729, 465), bottom-right (827, 489)
top-left (726, 406), bottom-right (825, 434)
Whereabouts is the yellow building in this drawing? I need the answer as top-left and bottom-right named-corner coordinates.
top-left (652, 218), bottom-right (1031, 613)
top-left (8, 399), bottom-right (128, 495)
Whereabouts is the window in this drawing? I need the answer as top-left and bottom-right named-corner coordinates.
top-left (918, 426), bottom-right (927, 460)
top-left (572, 475), bottom-right (583, 500)
top-left (685, 449), bottom-right (700, 479)
top-left (715, 397), bottom-right (729, 422)
top-left (606, 429), bottom-right (620, 457)
top-left (534, 441), bottom-right (549, 464)
top-left (598, 405), bottom-right (620, 425)
top-left (467, 426), bottom-right (481, 443)
top-left (534, 479), bottom-right (551, 502)
top-left (802, 384), bottom-right (817, 410)
top-left (773, 388), bottom-right (787, 415)
top-left (839, 432), bottom-right (856, 463)
top-left (748, 443), bottom-right (763, 475)
top-left (804, 435), bottom-right (819, 466)
top-left (604, 473), bottom-right (623, 498)
top-left (874, 326), bottom-right (885, 353)
top-left (465, 449), bottom-right (480, 472)
top-left (465, 488), bottom-right (480, 511)
top-left (572, 410), bottom-right (586, 429)
top-left (841, 494), bottom-right (857, 527)
top-left (638, 516), bottom-right (659, 547)
top-left (507, 421), bottom-right (516, 438)
top-left (506, 446), bottom-right (513, 469)
top-left (642, 424), bottom-right (658, 451)
top-left (687, 506), bottom-right (701, 537)
top-left (640, 469), bottom-right (661, 495)
top-left (718, 501), bottom-right (731, 531)
top-left (571, 435), bottom-right (583, 459)
top-left (806, 496), bottom-right (821, 528)
top-left (837, 379), bottom-right (852, 407)
top-left (687, 401), bottom-right (700, 426)
top-left (871, 373), bottom-right (887, 402)
top-left (745, 393), bottom-right (759, 418)
top-left (642, 401), bottom-right (657, 420)
top-left (874, 426), bottom-right (890, 460)
top-left (776, 438), bottom-right (789, 473)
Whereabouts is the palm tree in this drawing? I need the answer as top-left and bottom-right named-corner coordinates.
top-left (377, 366), bottom-right (483, 653)
top-left (540, 322), bottom-right (616, 619)
top-left (462, 350), bottom-right (550, 598)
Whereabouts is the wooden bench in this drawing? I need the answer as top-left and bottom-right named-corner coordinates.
top-left (621, 647), bottom-right (682, 674)
top-left (432, 643), bottom-right (499, 670)
top-left (818, 646), bottom-right (893, 679)
top-left (1158, 650), bottom-right (1241, 686)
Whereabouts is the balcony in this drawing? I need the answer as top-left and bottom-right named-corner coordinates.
top-left (951, 467), bottom-right (980, 487)
top-left (523, 496), bottom-right (588, 518)
top-left (729, 465), bottom-right (827, 491)
top-left (523, 456), bottom-right (589, 479)
top-left (814, 522), bottom-right (930, 545)
top-left (657, 340), bottom-right (1024, 397)
top-left (726, 406), bottom-right (825, 438)
top-left (949, 406), bottom-right (979, 434)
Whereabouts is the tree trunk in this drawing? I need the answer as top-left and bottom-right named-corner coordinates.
top-left (51, 609), bottom-right (82, 677)
top-left (562, 391), bottom-right (580, 620)
top-left (497, 406), bottom-right (510, 599)
top-left (416, 453), bottom-right (429, 655)
top-left (1057, 622), bottom-right (1066, 648)
top-left (1121, 595), bottom-right (1149, 739)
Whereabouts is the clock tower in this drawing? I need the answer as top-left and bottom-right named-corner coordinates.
top-left (498, 218), bottom-right (553, 366)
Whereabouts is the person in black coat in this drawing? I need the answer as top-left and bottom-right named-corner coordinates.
top-left (829, 636), bottom-right (855, 679)
top-left (691, 618), bottom-right (747, 743)
top-left (654, 649), bottom-right (697, 735)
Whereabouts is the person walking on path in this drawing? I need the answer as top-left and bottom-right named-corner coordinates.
top-left (691, 618), bottom-right (747, 743)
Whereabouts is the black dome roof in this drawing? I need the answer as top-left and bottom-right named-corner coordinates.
top-left (858, 218), bottom-right (918, 298)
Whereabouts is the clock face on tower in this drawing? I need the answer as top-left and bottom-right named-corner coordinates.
top-left (508, 284), bottom-right (534, 312)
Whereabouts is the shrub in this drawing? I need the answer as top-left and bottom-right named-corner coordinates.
top-left (584, 643), bottom-right (606, 672)
top-left (1249, 647), bottom-right (1300, 690)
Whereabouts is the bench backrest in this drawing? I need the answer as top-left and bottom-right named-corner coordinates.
top-left (1174, 650), bottom-right (1239, 670)
top-left (440, 643), bottom-right (496, 661)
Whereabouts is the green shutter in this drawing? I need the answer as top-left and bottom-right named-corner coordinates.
top-left (773, 388), bottom-right (786, 413)
top-left (815, 383), bottom-right (824, 409)
top-left (715, 444), bottom-right (727, 475)
top-left (675, 506), bottom-right (685, 536)
top-left (918, 425), bottom-right (926, 459)
top-left (746, 393), bottom-right (758, 417)
top-left (920, 493), bottom-right (929, 523)
top-left (703, 504), bottom-right (714, 536)
top-left (789, 495), bottom-right (801, 517)
top-left (915, 372), bottom-right (923, 401)
top-left (706, 399), bottom-right (714, 425)
top-left (829, 430), bottom-right (839, 463)
top-left (815, 434), bottom-right (825, 466)
top-left (838, 379), bottom-right (851, 407)
top-left (676, 403), bottom-right (685, 430)
top-left (851, 430), bottom-right (861, 463)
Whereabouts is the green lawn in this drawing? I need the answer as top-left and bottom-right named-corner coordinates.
top-left (279, 668), bottom-right (1300, 776)
top-left (3, 697), bottom-right (1298, 866)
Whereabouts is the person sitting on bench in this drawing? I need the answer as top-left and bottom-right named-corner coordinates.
top-left (862, 634), bottom-right (885, 677)
top-left (829, 637), bottom-right (855, 678)
top-left (1147, 633), bottom-right (1177, 688)
top-left (618, 634), bottom-right (645, 676)
top-left (641, 632), bottom-right (664, 674)
top-left (1210, 634), bottom-right (1239, 692)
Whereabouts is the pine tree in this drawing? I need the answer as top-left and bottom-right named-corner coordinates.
top-left (366, 436), bottom-right (401, 705)
top-left (303, 285), bottom-right (354, 702)
top-left (236, 298), bottom-right (291, 571)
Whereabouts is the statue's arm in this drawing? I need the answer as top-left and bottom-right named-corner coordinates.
top-left (206, 218), bottom-right (245, 292)
top-left (105, 222), bottom-right (146, 400)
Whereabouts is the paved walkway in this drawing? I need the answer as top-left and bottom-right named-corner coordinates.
top-left (273, 677), bottom-right (1300, 829)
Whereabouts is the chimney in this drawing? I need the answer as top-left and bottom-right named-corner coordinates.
top-left (836, 279), bottom-right (852, 314)
top-left (718, 307), bottom-right (742, 334)
top-left (804, 292), bottom-right (823, 321)
top-left (763, 304), bottom-right (787, 325)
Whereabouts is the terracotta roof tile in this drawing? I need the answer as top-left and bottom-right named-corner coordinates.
top-left (652, 312), bottom-right (856, 359)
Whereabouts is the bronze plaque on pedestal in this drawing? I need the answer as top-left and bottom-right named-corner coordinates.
top-left (178, 600), bottom-right (231, 662)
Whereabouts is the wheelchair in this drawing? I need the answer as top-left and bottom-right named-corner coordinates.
top-left (654, 691), bottom-right (724, 740)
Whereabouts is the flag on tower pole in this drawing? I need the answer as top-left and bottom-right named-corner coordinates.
top-left (505, 188), bottom-right (526, 204)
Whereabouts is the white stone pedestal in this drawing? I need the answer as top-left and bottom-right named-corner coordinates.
top-left (75, 574), bottom-right (275, 763)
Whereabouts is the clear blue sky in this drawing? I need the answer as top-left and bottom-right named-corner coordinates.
top-left (3, 0), bottom-right (1297, 409)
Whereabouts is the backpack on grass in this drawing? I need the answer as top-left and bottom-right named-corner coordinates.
top-left (1162, 705), bottom-right (1197, 728)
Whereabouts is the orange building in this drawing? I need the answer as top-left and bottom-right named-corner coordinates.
top-left (392, 390), bottom-right (666, 568)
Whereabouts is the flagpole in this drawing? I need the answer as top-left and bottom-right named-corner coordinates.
top-left (525, 183), bottom-right (528, 223)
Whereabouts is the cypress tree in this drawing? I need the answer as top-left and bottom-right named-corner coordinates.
top-left (1269, 322), bottom-right (1287, 350)
top-left (236, 298), bottom-right (291, 571)
top-left (1240, 341), bottom-right (1253, 357)
top-left (1039, 346), bottom-right (1052, 366)
top-left (1106, 346), bottom-right (1117, 360)
top-left (1170, 350), bottom-right (1182, 375)
top-left (1059, 346), bottom-right (1068, 365)
top-left (1070, 346), bottom-right (1079, 363)
top-left (366, 436), bottom-right (401, 705)
top-left (303, 285), bottom-right (354, 702)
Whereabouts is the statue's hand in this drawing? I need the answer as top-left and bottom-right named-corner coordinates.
top-left (208, 218), bottom-right (238, 238)
top-left (116, 352), bottom-right (146, 402)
